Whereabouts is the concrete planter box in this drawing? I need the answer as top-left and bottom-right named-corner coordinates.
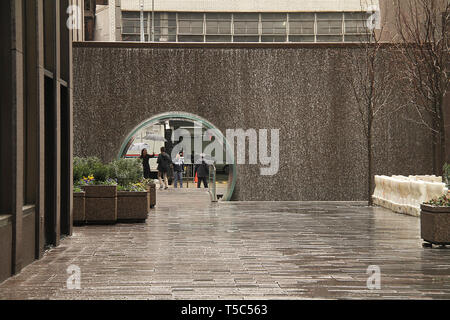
top-left (420, 204), bottom-right (450, 246)
top-left (73, 192), bottom-right (86, 225)
top-left (117, 191), bottom-right (149, 223)
top-left (82, 185), bottom-right (117, 224)
top-left (148, 183), bottom-right (156, 208)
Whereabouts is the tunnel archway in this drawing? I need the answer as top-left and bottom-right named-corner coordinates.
top-left (117, 112), bottom-right (236, 201)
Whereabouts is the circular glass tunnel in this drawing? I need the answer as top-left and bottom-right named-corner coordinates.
top-left (118, 112), bottom-right (236, 201)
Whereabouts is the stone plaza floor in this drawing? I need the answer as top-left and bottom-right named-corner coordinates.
top-left (0, 189), bottom-right (449, 300)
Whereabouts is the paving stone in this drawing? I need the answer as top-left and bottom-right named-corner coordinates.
top-left (0, 190), bottom-right (449, 299)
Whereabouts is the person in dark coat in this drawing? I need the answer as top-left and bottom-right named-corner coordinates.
top-left (157, 147), bottom-right (171, 189)
top-left (195, 156), bottom-right (209, 189)
top-left (139, 148), bottom-right (151, 179)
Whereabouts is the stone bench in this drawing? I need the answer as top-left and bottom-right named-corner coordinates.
top-left (372, 175), bottom-right (447, 217)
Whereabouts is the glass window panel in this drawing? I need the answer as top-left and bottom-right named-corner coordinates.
top-left (122, 12), bottom-right (148, 35)
top-left (177, 12), bottom-right (204, 35)
top-left (234, 21), bottom-right (259, 35)
top-left (317, 12), bottom-right (343, 20)
top-left (262, 21), bottom-right (286, 34)
top-left (289, 21), bottom-right (314, 35)
top-left (289, 35), bottom-right (314, 42)
top-left (317, 20), bottom-right (342, 35)
top-left (261, 35), bottom-right (286, 42)
top-left (289, 13), bottom-right (315, 20)
top-left (178, 20), bottom-right (203, 34)
top-left (178, 12), bottom-right (203, 20)
top-left (152, 12), bottom-right (177, 41)
top-left (261, 13), bottom-right (286, 35)
top-left (206, 20), bottom-right (231, 34)
top-left (233, 13), bottom-right (259, 35)
top-left (233, 35), bottom-right (259, 42)
top-left (316, 35), bottom-right (342, 42)
top-left (178, 35), bottom-right (204, 42)
top-left (206, 35), bottom-right (232, 42)
top-left (344, 34), bottom-right (373, 42)
top-left (206, 13), bottom-right (232, 21)
top-left (261, 13), bottom-right (286, 20)
top-left (122, 11), bottom-right (140, 19)
top-left (344, 12), bottom-right (369, 34)
top-left (233, 13), bottom-right (259, 21)
top-left (317, 12), bottom-right (343, 35)
top-left (122, 34), bottom-right (147, 41)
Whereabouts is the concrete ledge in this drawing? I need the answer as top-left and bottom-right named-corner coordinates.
top-left (73, 41), bottom-right (399, 49)
top-left (0, 214), bottom-right (12, 227)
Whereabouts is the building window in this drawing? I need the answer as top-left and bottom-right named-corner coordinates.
top-left (122, 11), bottom-right (147, 39)
top-left (288, 13), bottom-right (315, 42)
top-left (316, 12), bottom-right (343, 42)
top-left (261, 13), bottom-right (287, 42)
top-left (152, 12), bottom-right (177, 42)
top-left (206, 13), bottom-right (232, 42)
top-left (344, 12), bottom-right (370, 42)
top-left (178, 12), bottom-right (204, 42)
top-left (233, 13), bottom-right (259, 42)
top-left (120, 11), bottom-right (375, 43)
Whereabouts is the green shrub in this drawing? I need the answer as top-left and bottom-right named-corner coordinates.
top-left (73, 157), bottom-right (89, 182)
top-left (73, 157), bottom-right (142, 186)
top-left (425, 194), bottom-right (450, 207)
top-left (73, 156), bottom-right (110, 183)
top-left (117, 182), bottom-right (147, 192)
top-left (109, 158), bottom-right (142, 185)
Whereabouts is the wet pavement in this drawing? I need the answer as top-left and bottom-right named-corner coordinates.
top-left (0, 189), bottom-right (449, 300)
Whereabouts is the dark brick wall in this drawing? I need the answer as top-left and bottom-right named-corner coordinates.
top-left (73, 43), bottom-right (434, 201)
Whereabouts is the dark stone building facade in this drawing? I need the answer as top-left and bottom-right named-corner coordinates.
top-left (73, 42), bottom-right (437, 201)
top-left (0, 0), bottom-right (73, 283)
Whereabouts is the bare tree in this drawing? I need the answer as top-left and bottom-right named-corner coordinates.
top-left (343, 6), bottom-right (400, 205)
top-left (394, 0), bottom-right (449, 174)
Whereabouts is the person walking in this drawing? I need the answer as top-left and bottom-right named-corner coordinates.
top-left (139, 148), bottom-right (151, 179)
top-left (195, 155), bottom-right (209, 189)
top-left (172, 152), bottom-right (185, 188)
top-left (157, 147), bottom-right (170, 190)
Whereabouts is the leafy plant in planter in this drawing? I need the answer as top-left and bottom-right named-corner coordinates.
top-left (75, 174), bottom-right (95, 186)
top-left (74, 157), bottom-right (112, 183)
top-left (424, 194), bottom-right (450, 207)
top-left (117, 182), bottom-right (147, 192)
top-left (73, 157), bottom-right (89, 182)
top-left (109, 158), bottom-right (142, 186)
top-left (97, 178), bottom-right (118, 186)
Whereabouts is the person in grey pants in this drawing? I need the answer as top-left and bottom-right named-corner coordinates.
top-left (172, 152), bottom-right (184, 188)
